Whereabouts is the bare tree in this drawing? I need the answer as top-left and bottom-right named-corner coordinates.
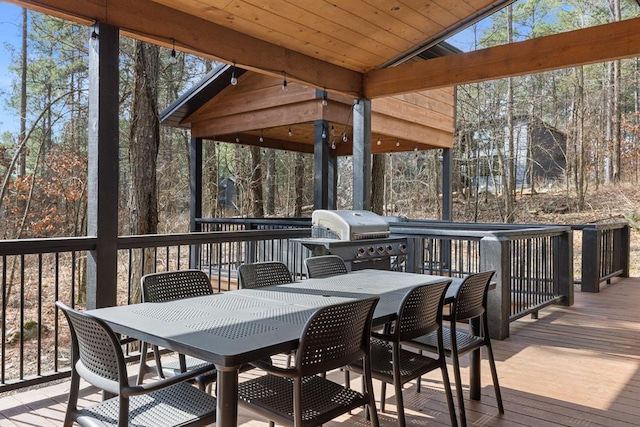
top-left (128, 40), bottom-right (160, 302)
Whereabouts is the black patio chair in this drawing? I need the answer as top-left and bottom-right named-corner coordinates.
top-left (137, 269), bottom-right (217, 391)
top-left (409, 270), bottom-right (503, 427)
top-left (237, 261), bottom-right (293, 288)
top-left (56, 301), bottom-right (217, 427)
top-left (346, 281), bottom-right (457, 427)
top-left (304, 255), bottom-right (348, 278)
top-left (237, 297), bottom-right (380, 427)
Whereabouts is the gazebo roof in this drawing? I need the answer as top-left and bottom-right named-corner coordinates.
top-left (161, 43), bottom-right (461, 155)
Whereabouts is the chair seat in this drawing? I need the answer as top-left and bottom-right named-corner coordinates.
top-left (160, 357), bottom-right (216, 378)
top-left (410, 327), bottom-right (485, 355)
top-left (238, 374), bottom-right (367, 426)
top-left (349, 338), bottom-right (442, 385)
top-left (74, 382), bottom-right (217, 427)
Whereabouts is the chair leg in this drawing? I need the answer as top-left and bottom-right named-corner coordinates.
top-left (393, 376), bottom-right (406, 427)
top-left (483, 322), bottom-right (504, 414)
top-left (451, 346), bottom-right (467, 427)
top-left (136, 342), bottom-right (149, 385)
top-left (440, 362), bottom-right (458, 427)
top-left (380, 382), bottom-right (387, 412)
top-left (153, 344), bottom-right (165, 378)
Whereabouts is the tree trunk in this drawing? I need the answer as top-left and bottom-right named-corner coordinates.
top-left (504, 5), bottom-right (516, 223)
top-left (249, 146), bottom-right (264, 217)
top-left (18, 8), bottom-right (27, 179)
top-left (371, 153), bottom-right (385, 215)
top-left (265, 149), bottom-right (276, 215)
top-left (609, 0), bottom-right (622, 182)
top-left (128, 40), bottom-right (160, 302)
top-left (294, 153), bottom-right (305, 217)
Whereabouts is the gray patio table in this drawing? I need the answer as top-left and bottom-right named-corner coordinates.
top-left (88, 269), bottom-right (453, 427)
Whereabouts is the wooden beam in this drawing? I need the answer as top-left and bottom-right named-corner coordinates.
top-left (9, 0), bottom-right (363, 97)
top-left (365, 16), bottom-right (640, 97)
top-left (214, 134), bottom-right (314, 154)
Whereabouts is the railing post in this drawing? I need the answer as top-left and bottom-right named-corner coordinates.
top-left (479, 234), bottom-right (511, 340)
top-left (554, 230), bottom-right (574, 306)
top-left (581, 226), bottom-right (601, 292)
top-left (616, 224), bottom-right (630, 278)
top-left (405, 237), bottom-right (422, 273)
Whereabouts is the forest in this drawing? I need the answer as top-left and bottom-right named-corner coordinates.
top-left (1, 0), bottom-right (640, 241)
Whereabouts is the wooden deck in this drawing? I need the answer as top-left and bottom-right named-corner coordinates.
top-left (1, 276), bottom-right (639, 427)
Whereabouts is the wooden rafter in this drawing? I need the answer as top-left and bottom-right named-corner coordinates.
top-left (7, 0), bottom-right (363, 97)
top-left (365, 16), bottom-right (640, 97)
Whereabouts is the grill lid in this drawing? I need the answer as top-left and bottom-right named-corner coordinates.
top-left (311, 210), bottom-right (390, 240)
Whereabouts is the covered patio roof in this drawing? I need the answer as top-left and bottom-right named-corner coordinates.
top-left (10, 1), bottom-right (640, 98)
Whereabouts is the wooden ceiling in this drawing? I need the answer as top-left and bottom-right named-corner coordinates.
top-left (8, 0), bottom-right (640, 98)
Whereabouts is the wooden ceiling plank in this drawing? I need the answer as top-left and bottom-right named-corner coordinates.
top-left (372, 113), bottom-right (453, 149)
top-left (394, 0), bottom-right (451, 31)
top-left (285, 0), bottom-right (416, 61)
top-left (190, 101), bottom-right (322, 136)
top-left (12, 0), bottom-right (363, 97)
top-left (328, 0), bottom-right (427, 46)
top-left (215, 133), bottom-right (315, 153)
top-left (365, 16), bottom-right (640, 97)
top-left (373, 98), bottom-right (454, 132)
top-left (186, 84), bottom-right (316, 123)
top-left (155, 0), bottom-right (379, 71)
top-left (277, 0), bottom-right (406, 61)
top-left (239, 0), bottom-right (392, 68)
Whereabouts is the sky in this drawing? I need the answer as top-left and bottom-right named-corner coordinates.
top-left (0, 1), bottom-right (23, 136)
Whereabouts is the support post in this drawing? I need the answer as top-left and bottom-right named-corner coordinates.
top-left (313, 120), bottom-right (331, 210)
top-left (581, 226), bottom-right (601, 292)
top-left (190, 137), bottom-right (203, 268)
top-left (353, 98), bottom-right (372, 210)
top-left (479, 235), bottom-right (511, 340)
top-left (554, 229), bottom-right (574, 305)
top-left (86, 23), bottom-right (119, 310)
top-left (442, 148), bottom-right (453, 221)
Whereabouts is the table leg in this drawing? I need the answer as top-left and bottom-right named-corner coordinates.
top-left (216, 365), bottom-right (239, 427)
top-left (469, 317), bottom-right (481, 400)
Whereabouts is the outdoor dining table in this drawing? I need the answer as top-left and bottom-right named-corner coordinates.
top-left (88, 269), bottom-right (457, 427)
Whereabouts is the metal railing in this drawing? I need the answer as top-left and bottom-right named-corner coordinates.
top-left (0, 228), bottom-right (311, 393)
top-left (389, 221), bottom-right (573, 339)
top-left (0, 217), bottom-right (629, 392)
top-left (571, 223), bottom-right (630, 292)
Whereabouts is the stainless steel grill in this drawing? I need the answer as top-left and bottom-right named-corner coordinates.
top-left (298, 210), bottom-right (407, 271)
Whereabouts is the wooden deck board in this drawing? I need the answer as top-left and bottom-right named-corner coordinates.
top-left (1, 276), bottom-right (640, 426)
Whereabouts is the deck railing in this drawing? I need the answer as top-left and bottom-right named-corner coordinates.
top-left (0, 228), bottom-right (311, 393)
top-left (388, 221), bottom-right (573, 339)
top-left (571, 223), bottom-right (630, 292)
top-left (0, 217), bottom-right (628, 392)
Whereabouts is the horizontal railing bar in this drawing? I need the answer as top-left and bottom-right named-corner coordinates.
top-left (510, 295), bottom-right (565, 322)
top-left (116, 229), bottom-right (311, 250)
top-left (0, 237), bottom-right (96, 256)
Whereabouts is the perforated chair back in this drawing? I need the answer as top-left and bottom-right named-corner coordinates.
top-left (452, 270), bottom-right (495, 321)
top-left (57, 301), bottom-right (124, 394)
top-left (238, 297), bottom-right (380, 427)
top-left (297, 296), bottom-right (379, 377)
top-left (141, 269), bottom-right (213, 303)
top-left (56, 301), bottom-right (218, 427)
top-left (395, 281), bottom-right (450, 342)
top-left (238, 261), bottom-right (293, 289)
top-left (304, 255), bottom-right (348, 279)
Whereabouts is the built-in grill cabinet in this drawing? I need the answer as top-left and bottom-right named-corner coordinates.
top-left (297, 210), bottom-right (408, 271)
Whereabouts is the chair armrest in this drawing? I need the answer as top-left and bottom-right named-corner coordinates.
top-left (250, 358), bottom-right (296, 378)
top-left (122, 363), bottom-right (216, 397)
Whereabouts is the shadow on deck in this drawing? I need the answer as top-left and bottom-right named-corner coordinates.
top-left (1, 276), bottom-right (639, 426)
